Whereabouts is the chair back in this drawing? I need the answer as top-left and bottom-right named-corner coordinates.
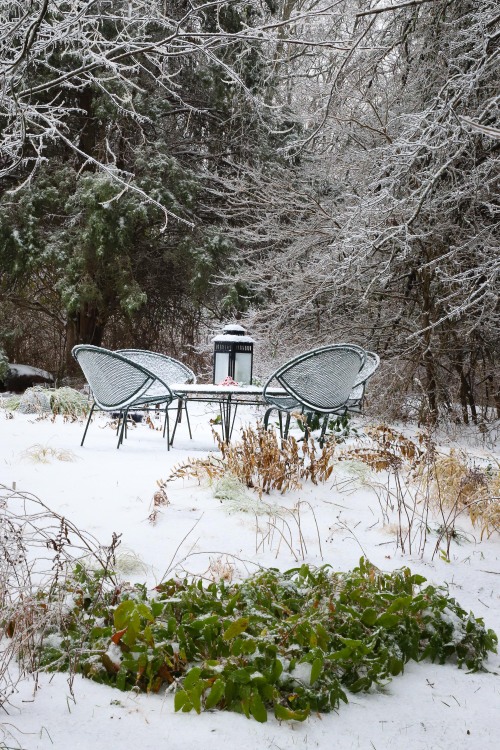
top-left (353, 351), bottom-right (380, 387)
top-left (72, 345), bottom-right (157, 410)
top-left (117, 349), bottom-right (196, 385)
top-left (268, 345), bottom-right (365, 413)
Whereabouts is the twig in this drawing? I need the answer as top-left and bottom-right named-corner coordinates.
top-left (356, 0), bottom-right (437, 18)
top-left (159, 515), bottom-right (204, 582)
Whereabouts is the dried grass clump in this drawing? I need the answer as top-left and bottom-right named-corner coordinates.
top-left (49, 387), bottom-right (89, 418)
top-left (113, 549), bottom-right (149, 575)
top-left (167, 425), bottom-right (336, 499)
top-left (16, 387), bottom-right (51, 415)
top-left (338, 425), bottom-right (424, 473)
top-left (216, 425), bottom-right (335, 497)
top-left (336, 427), bottom-right (447, 557)
top-left (213, 474), bottom-right (264, 514)
top-left (167, 454), bottom-right (224, 487)
top-left (21, 444), bottom-right (78, 463)
top-left (469, 494), bottom-right (500, 539)
top-left (432, 451), bottom-right (484, 503)
top-left (339, 427), bottom-right (500, 548)
top-left (432, 451), bottom-right (500, 539)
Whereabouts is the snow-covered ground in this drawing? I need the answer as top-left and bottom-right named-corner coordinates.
top-left (1, 402), bottom-right (499, 750)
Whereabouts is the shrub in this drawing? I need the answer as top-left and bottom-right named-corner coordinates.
top-left (1, 386), bottom-right (89, 418)
top-left (49, 386), bottom-right (90, 417)
top-left (0, 484), bottom-right (121, 713)
top-left (34, 559), bottom-right (497, 722)
top-left (168, 425), bottom-right (336, 498)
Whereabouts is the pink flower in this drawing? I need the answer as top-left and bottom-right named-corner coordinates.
top-left (218, 376), bottom-right (240, 386)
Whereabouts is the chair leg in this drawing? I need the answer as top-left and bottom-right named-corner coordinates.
top-left (283, 413), bottom-right (291, 440)
top-left (169, 399), bottom-right (192, 445)
top-left (301, 412), bottom-right (313, 443)
top-left (278, 411), bottom-right (283, 438)
top-left (163, 407), bottom-right (170, 450)
top-left (81, 403), bottom-right (95, 446)
top-left (163, 405), bottom-right (171, 439)
top-left (263, 407), bottom-right (275, 430)
top-left (116, 410), bottom-right (129, 441)
top-left (169, 401), bottom-right (181, 446)
top-left (319, 414), bottom-right (330, 447)
top-left (117, 408), bottom-right (129, 448)
top-left (220, 397), bottom-right (231, 444)
top-left (184, 401), bottom-right (193, 440)
top-left (169, 414), bottom-right (178, 446)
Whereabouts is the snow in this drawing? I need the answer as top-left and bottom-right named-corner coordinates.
top-left (6, 364), bottom-right (54, 380)
top-left (212, 323), bottom-right (255, 342)
top-left (212, 334), bottom-right (255, 343)
top-left (1, 403), bottom-right (499, 750)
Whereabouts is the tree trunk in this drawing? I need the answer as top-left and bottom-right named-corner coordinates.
top-left (65, 304), bottom-right (107, 373)
top-left (78, 86), bottom-right (98, 164)
top-left (420, 267), bottom-right (438, 424)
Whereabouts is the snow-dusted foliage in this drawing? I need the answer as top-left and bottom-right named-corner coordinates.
top-left (0, 1), bottom-right (497, 420)
top-left (0, 0), bottom-right (315, 219)
top-left (0, 1), bottom-right (321, 374)
top-left (0, 346), bottom-right (8, 383)
top-left (230, 0), bottom-right (499, 422)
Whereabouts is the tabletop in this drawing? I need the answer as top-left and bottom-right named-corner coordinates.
top-left (170, 383), bottom-right (285, 396)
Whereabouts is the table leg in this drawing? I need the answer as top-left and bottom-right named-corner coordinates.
top-left (229, 402), bottom-right (239, 441)
top-left (217, 395), bottom-right (232, 443)
top-left (224, 395), bottom-right (232, 443)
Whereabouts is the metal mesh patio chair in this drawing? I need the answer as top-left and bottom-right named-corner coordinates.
top-left (117, 349), bottom-right (196, 445)
top-left (72, 345), bottom-right (175, 449)
top-left (263, 344), bottom-right (365, 444)
top-left (346, 351), bottom-right (380, 412)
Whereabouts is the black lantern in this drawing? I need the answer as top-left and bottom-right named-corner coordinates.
top-left (212, 324), bottom-right (254, 385)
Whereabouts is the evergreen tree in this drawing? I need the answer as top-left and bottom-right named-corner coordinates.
top-left (0, 0), bottom-right (289, 374)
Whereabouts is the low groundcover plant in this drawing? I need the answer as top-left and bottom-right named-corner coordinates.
top-left (1, 386), bottom-right (89, 418)
top-left (32, 558), bottom-right (497, 722)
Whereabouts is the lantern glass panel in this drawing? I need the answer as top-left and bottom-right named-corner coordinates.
top-left (214, 352), bottom-right (230, 384)
top-left (234, 352), bottom-right (252, 385)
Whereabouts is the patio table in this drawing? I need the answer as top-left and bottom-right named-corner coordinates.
top-left (169, 383), bottom-right (286, 443)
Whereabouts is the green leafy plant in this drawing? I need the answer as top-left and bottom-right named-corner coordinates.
top-left (297, 412), bottom-right (356, 441)
top-left (35, 559), bottom-right (497, 722)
